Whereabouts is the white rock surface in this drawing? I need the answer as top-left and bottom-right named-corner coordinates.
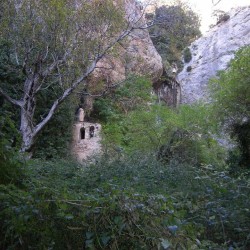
top-left (89, 0), bottom-right (163, 87)
top-left (177, 6), bottom-right (250, 103)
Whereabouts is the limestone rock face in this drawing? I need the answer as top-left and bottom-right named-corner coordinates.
top-left (88, 0), bottom-right (163, 88)
top-left (177, 6), bottom-right (250, 103)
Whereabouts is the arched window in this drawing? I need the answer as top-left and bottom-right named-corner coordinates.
top-left (80, 127), bottom-right (85, 139)
top-left (89, 126), bottom-right (95, 138)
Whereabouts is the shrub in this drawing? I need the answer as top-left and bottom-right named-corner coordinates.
top-left (1, 156), bottom-right (249, 249)
top-left (209, 46), bottom-right (250, 167)
top-left (0, 159), bottom-right (198, 249)
top-left (0, 113), bottom-right (24, 185)
top-left (186, 65), bottom-right (192, 72)
top-left (183, 47), bottom-right (192, 63)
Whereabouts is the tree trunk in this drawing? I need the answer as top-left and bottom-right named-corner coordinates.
top-left (20, 78), bottom-right (37, 155)
top-left (20, 108), bottom-right (36, 155)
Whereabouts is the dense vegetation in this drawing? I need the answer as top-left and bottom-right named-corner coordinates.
top-left (146, 2), bottom-right (201, 73)
top-left (209, 46), bottom-right (250, 168)
top-left (1, 46), bottom-right (250, 249)
top-left (0, 0), bottom-right (127, 153)
top-left (0, 155), bottom-right (249, 249)
top-left (0, 0), bottom-right (249, 248)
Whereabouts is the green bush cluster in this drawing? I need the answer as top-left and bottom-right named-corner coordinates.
top-left (102, 103), bottom-right (225, 167)
top-left (209, 46), bottom-right (250, 167)
top-left (183, 47), bottom-right (192, 63)
top-left (0, 156), bottom-right (249, 249)
top-left (146, 3), bottom-right (201, 71)
top-left (0, 109), bottom-right (24, 185)
top-left (186, 65), bottom-right (192, 72)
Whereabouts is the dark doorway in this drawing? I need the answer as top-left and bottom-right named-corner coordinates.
top-left (80, 127), bottom-right (85, 139)
top-left (89, 126), bottom-right (95, 138)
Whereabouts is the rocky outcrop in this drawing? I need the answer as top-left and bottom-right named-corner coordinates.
top-left (87, 0), bottom-right (163, 94)
top-left (178, 6), bottom-right (250, 103)
top-left (153, 76), bottom-right (181, 108)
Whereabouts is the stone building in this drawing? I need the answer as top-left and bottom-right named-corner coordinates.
top-left (72, 108), bottom-right (102, 162)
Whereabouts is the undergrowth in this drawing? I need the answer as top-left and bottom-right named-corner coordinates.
top-left (0, 154), bottom-right (249, 249)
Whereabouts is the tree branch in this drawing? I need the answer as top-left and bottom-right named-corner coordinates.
top-left (0, 87), bottom-right (23, 107)
top-left (32, 14), bottom-right (152, 138)
top-left (33, 59), bottom-right (98, 137)
top-left (212, 0), bottom-right (222, 6)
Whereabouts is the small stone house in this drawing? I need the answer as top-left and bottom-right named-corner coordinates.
top-left (72, 108), bottom-right (102, 162)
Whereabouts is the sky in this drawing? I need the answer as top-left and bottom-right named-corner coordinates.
top-left (184, 0), bottom-right (250, 33)
top-left (143, 0), bottom-right (250, 33)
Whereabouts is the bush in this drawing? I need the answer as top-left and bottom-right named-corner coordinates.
top-left (186, 65), bottom-right (192, 72)
top-left (0, 112), bottom-right (24, 185)
top-left (1, 155), bottom-right (249, 249)
top-left (112, 104), bottom-right (225, 167)
top-left (0, 159), bottom-right (197, 249)
top-left (209, 46), bottom-right (250, 167)
top-left (183, 47), bottom-right (192, 63)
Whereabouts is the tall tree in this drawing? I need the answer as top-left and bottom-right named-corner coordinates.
top-left (0, 0), bottom-right (147, 154)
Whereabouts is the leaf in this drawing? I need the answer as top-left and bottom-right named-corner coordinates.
top-left (161, 238), bottom-right (171, 249)
top-left (65, 214), bottom-right (74, 220)
top-left (86, 232), bottom-right (94, 239)
top-left (101, 236), bottom-right (111, 246)
top-left (168, 225), bottom-right (178, 234)
top-left (85, 239), bottom-right (93, 248)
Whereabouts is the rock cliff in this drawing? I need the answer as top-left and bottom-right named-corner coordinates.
top-left (177, 6), bottom-right (250, 103)
top-left (87, 0), bottom-right (163, 94)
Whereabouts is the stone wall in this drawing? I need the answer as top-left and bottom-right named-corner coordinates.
top-left (153, 76), bottom-right (181, 108)
top-left (177, 6), bottom-right (250, 103)
top-left (72, 109), bottom-right (102, 162)
top-left (83, 0), bottom-right (163, 111)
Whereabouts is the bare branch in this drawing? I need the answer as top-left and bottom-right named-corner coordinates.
top-left (33, 14), bottom-right (153, 137)
top-left (0, 87), bottom-right (23, 107)
top-left (33, 59), bottom-right (98, 136)
top-left (212, 0), bottom-right (222, 6)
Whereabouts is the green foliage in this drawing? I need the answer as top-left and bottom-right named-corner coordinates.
top-left (104, 102), bottom-right (225, 166)
top-left (0, 155), bottom-right (249, 249)
top-left (147, 2), bottom-right (201, 69)
top-left (183, 47), bottom-right (192, 63)
top-left (186, 65), bottom-right (192, 72)
top-left (33, 100), bottom-right (75, 159)
top-left (0, 112), bottom-right (24, 185)
top-left (92, 76), bottom-right (154, 152)
top-left (210, 47), bottom-right (250, 124)
top-left (92, 75), bottom-right (152, 121)
top-left (0, 41), bottom-right (25, 98)
top-left (0, 43), bottom-right (25, 183)
top-left (209, 46), bottom-right (250, 167)
top-left (209, 46), bottom-right (250, 124)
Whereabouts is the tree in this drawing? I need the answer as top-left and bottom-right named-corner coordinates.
top-left (0, 0), bottom-right (148, 155)
top-left (209, 46), bottom-right (250, 167)
top-left (146, 2), bottom-right (201, 69)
